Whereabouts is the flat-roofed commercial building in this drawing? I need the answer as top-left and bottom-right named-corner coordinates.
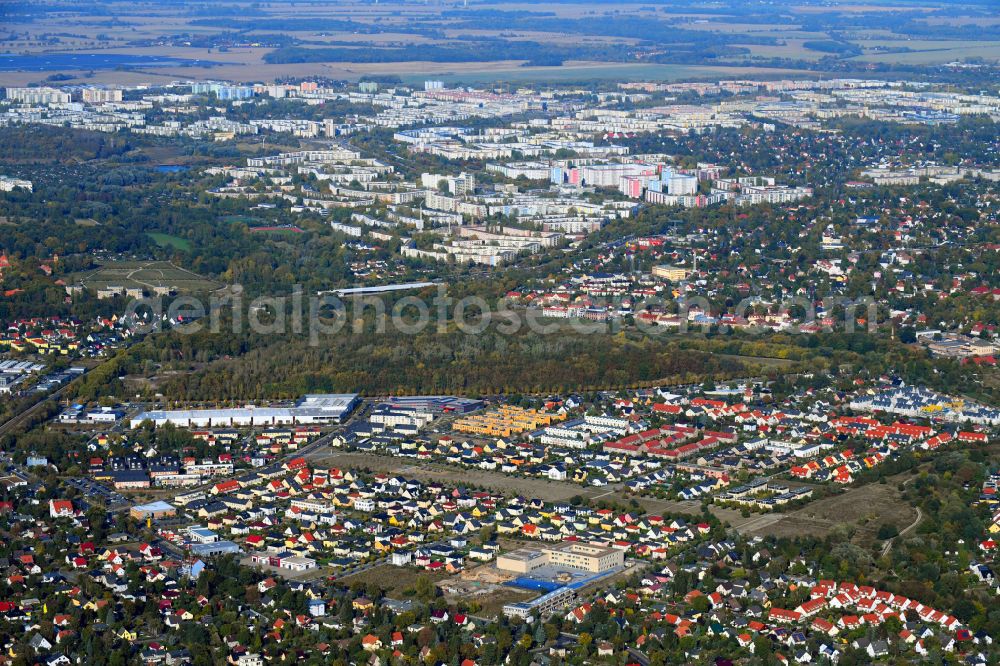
top-left (131, 393), bottom-right (359, 428)
top-left (453, 405), bottom-right (563, 438)
top-left (497, 548), bottom-right (549, 574)
top-left (190, 540), bottom-right (241, 557)
top-left (278, 555), bottom-right (316, 571)
top-left (503, 586), bottom-right (575, 619)
top-left (377, 395), bottom-right (483, 414)
top-left (652, 265), bottom-right (691, 282)
top-left (130, 501), bottom-right (176, 521)
top-left (497, 541), bottom-right (624, 575)
top-left (546, 541), bottom-right (624, 573)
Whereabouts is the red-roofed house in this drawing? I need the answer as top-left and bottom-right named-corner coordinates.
top-left (795, 597), bottom-right (827, 617)
top-left (49, 499), bottom-right (74, 518)
top-left (811, 617), bottom-right (838, 636)
top-left (769, 608), bottom-right (801, 623)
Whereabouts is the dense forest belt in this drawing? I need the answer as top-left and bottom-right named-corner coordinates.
top-left (73, 314), bottom-right (997, 406)
top-left (263, 42), bottom-right (625, 67)
top-left (116, 326), bottom-right (775, 401)
top-left (69, 307), bottom-right (922, 404)
top-left (0, 125), bottom-right (132, 163)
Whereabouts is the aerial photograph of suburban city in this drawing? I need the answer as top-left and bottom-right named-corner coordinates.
top-left (0, 0), bottom-right (1000, 664)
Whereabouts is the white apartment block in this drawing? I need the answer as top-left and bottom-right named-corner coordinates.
top-left (82, 88), bottom-right (124, 104)
top-left (6, 87), bottom-right (71, 105)
top-left (0, 176), bottom-right (33, 192)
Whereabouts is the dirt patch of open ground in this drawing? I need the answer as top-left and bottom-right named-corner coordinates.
top-left (742, 480), bottom-right (917, 546)
top-left (339, 562), bottom-right (451, 598)
top-left (440, 568), bottom-right (536, 619)
top-left (470, 588), bottom-right (535, 619)
top-left (315, 451), bottom-right (590, 502)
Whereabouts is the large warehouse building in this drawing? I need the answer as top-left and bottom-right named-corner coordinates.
top-left (131, 393), bottom-right (360, 428)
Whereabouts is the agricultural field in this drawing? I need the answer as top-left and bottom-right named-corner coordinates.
top-left (395, 62), bottom-right (813, 86)
top-left (740, 41), bottom-right (829, 62)
top-left (851, 42), bottom-right (1000, 64)
top-left (4, 0), bottom-right (996, 87)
